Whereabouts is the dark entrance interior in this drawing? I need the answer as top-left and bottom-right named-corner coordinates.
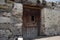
top-left (23, 4), bottom-right (41, 38)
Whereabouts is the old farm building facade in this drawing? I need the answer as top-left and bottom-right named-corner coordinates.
top-left (6, 0), bottom-right (46, 39)
top-left (1, 0), bottom-right (60, 40)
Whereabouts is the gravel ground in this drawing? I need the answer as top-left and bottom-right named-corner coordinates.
top-left (33, 36), bottom-right (60, 40)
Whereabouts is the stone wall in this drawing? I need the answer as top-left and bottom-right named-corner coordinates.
top-left (0, 3), bottom-right (23, 40)
top-left (41, 7), bottom-right (60, 36)
top-left (10, 3), bottom-right (23, 39)
top-left (27, 0), bottom-right (43, 4)
top-left (28, 0), bottom-right (37, 4)
top-left (0, 0), bottom-right (5, 4)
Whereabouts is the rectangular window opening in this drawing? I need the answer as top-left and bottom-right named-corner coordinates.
top-left (31, 16), bottom-right (35, 21)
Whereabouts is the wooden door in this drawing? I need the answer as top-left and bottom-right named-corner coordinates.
top-left (23, 5), bottom-right (41, 38)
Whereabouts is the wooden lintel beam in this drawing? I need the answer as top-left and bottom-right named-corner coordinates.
top-left (23, 6), bottom-right (43, 9)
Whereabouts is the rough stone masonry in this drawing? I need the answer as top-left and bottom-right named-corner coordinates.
top-left (0, 3), bottom-right (23, 40)
top-left (41, 6), bottom-right (60, 36)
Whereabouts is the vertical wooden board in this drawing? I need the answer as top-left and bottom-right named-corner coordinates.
top-left (23, 27), bottom-right (38, 38)
top-left (23, 5), bottom-right (41, 38)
